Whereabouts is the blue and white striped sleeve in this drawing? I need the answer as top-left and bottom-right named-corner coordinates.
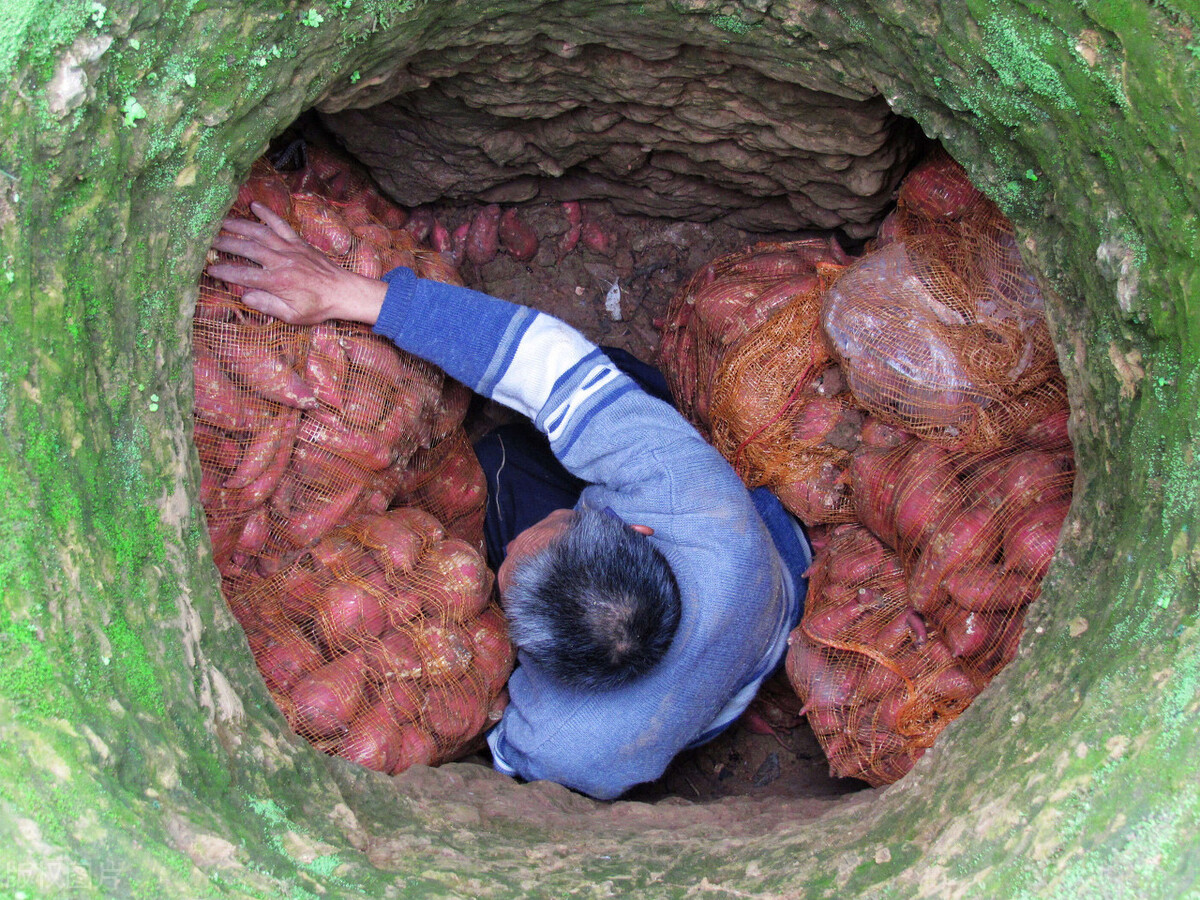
top-left (372, 267), bottom-right (598, 421)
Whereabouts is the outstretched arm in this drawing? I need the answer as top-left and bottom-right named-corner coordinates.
top-left (206, 202), bottom-right (386, 326)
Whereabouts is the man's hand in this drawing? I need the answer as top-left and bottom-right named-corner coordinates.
top-left (206, 202), bottom-right (387, 326)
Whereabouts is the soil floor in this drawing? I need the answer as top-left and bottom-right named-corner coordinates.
top-left (443, 198), bottom-right (873, 803)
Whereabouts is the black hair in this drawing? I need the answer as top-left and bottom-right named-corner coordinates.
top-left (501, 509), bottom-right (681, 690)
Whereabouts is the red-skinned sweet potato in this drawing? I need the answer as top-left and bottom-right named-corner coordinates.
top-left (288, 650), bottom-right (369, 737)
top-left (340, 701), bottom-right (403, 772)
top-left (248, 622), bottom-right (327, 693)
top-left (417, 538), bottom-right (493, 622)
top-left (292, 193), bottom-right (353, 256)
top-left (364, 629), bottom-right (425, 684)
top-left (466, 204), bottom-right (501, 265)
top-left (467, 606), bottom-right (516, 695)
top-left (422, 680), bottom-right (488, 746)
top-left (499, 208), bottom-right (538, 261)
top-left (944, 564), bottom-right (1039, 612)
top-left (891, 443), bottom-right (966, 550)
top-left (355, 511), bottom-right (427, 576)
top-left (387, 724), bottom-right (440, 775)
top-left (557, 201), bottom-right (582, 256)
top-left (1003, 498), bottom-right (1069, 578)
top-left (312, 580), bottom-right (388, 650)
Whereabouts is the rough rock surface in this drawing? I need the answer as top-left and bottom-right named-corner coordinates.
top-left (319, 42), bottom-right (921, 238)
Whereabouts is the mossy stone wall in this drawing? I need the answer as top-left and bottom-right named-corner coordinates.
top-left (0, 1), bottom-right (1196, 897)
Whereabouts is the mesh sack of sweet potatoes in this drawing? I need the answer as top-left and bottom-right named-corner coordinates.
top-left (786, 401), bottom-right (1074, 785)
top-left (394, 423), bottom-right (488, 554)
top-left (231, 507), bottom-right (514, 774)
top-left (194, 150), bottom-right (471, 588)
top-left (656, 236), bottom-right (852, 436)
top-left (704, 268), bottom-right (869, 526)
top-left (822, 148), bottom-right (1060, 452)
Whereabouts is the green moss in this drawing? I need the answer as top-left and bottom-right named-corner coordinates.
top-left (709, 12), bottom-right (755, 34)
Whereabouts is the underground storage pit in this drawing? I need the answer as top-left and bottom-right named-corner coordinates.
top-left (2, 1), bottom-right (1198, 897)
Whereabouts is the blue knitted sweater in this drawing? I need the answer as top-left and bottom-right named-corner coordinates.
top-left (374, 267), bottom-right (807, 799)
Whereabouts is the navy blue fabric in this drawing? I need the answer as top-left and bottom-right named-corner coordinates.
top-left (473, 346), bottom-right (807, 621)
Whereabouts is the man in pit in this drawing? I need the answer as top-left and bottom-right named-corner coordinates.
top-left (209, 202), bottom-right (811, 800)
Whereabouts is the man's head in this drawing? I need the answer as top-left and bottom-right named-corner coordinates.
top-left (498, 508), bottom-right (681, 690)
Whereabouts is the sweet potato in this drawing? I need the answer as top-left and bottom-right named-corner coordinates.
top-left (367, 192), bottom-right (408, 229)
top-left (430, 219), bottom-right (451, 252)
top-left (403, 207), bottom-right (435, 243)
top-left (499, 208), bottom-right (538, 261)
top-left (296, 412), bottom-right (396, 472)
top-left (340, 701), bottom-right (403, 772)
top-left (1003, 498), bottom-right (1069, 578)
top-left (557, 201), bottom-right (582, 256)
top-left (860, 662), bottom-right (906, 700)
top-left (971, 611), bottom-right (1026, 678)
top-left (376, 579), bottom-right (426, 627)
top-left (850, 446), bottom-right (905, 544)
top-left (352, 511), bottom-right (427, 575)
top-left (345, 241), bottom-right (383, 279)
top-left (288, 650), bottom-right (368, 737)
top-left (364, 629), bottom-right (425, 684)
top-left (944, 564), bottom-right (1038, 613)
top-left (293, 193), bottom-right (353, 256)
top-left (935, 603), bottom-right (999, 660)
top-left (193, 346), bottom-right (258, 430)
top-left (235, 506), bottom-right (271, 555)
top-left (726, 245), bottom-right (830, 280)
top-left (277, 482), bottom-right (365, 550)
top-left (422, 680), bottom-right (488, 746)
top-left (718, 273), bottom-right (821, 348)
top-left (897, 149), bottom-right (984, 220)
top-left (417, 538), bottom-right (493, 621)
top-left (976, 449), bottom-right (1070, 511)
top-left (772, 468), bottom-right (850, 526)
top-left (468, 606), bottom-right (515, 695)
top-left (408, 449), bottom-right (488, 525)
top-left (237, 170), bottom-right (294, 221)
top-left (413, 622), bottom-right (474, 680)
top-left (313, 580), bottom-right (388, 650)
top-left (414, 250), bottom-right (466, 287)
top-left (1020, 405), bottom-right (1071, 451)
top-left (248, 622), bottom-right (327, 693)
top-left (824, 526), bottom-right (889, 586)
top-left (351, 221), bottom-right (393, 250)
top-left (217, 333), bottom-right (318, 410)
top-left (379, 678), bottom-right (427, 724)
top-left (892, 443), bottom-right (966, 550)
top-left (388, 724), bottom-right (440, 774)
top-left (791, 398), bottom-right (845, 445)
top-left (224, 406), bottom-right (300, 489)
top-left (925, 663), bottom-right (978, 707)
top-left (466, 204), bottom-right (501, 265)
top-left (430, 380), bottom-right (472, 444)
top-left (692, 280), bottom-right (765, 339)
top-left (859, 416), bottom-right (913, 449)
top-left (305, 323), bottom-right (349, 410)
top-left (872, 606), bottom-right (928, 655)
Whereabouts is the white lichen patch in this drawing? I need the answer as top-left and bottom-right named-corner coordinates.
top-left (281, 829), bottom-right (339, 865)
top-left (1106, 343), bottom-right (1144, 400)
top-left (165, 813), bottom-right (242, 871)
top-left (1095, 238), bottom-right (1141, 314)
top-left (47, 36), bottom-right (113, 116)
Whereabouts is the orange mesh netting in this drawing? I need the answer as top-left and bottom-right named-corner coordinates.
top-left (787, 403), bottom-right (1074, 785)
top-left (657, 237), bottom-right (851, 436)
top-left (822, 148), bottom-right (1062, 451)
top-left (234, 509), bottom-right (513, 772)
top-left (706, 276), bottom-right (865, 527)
top-left (193, 145), bottom-right (513, 773)
top-left (396, 427), bottom-right (489, 554)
